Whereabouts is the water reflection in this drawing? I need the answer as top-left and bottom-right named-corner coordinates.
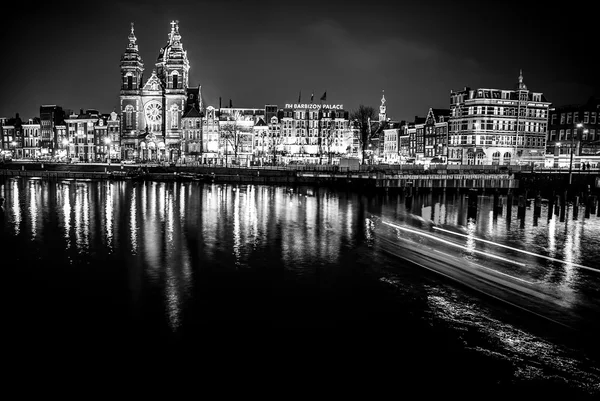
top-left (130, 187), bottom-right (138, 253)
top-left (1, 177), bottom-right (599, 393)
top-left (390, 191), bottom-right (600, 299)
top-left (61, 183), bottom-right (72, 249)
top-left (424, 284), bottom-right (600, 391)
top-left (105, 182), bottom-right (114, 253)
top-left (11, 179), bottom-right (21, 235)
top-left (74, 183), bottom-right (90, 251)
top-left (29, 180), bottom-right (39, 239)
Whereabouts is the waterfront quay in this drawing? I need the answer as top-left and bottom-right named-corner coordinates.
top-left (1, 161), bottom-right (598, 196)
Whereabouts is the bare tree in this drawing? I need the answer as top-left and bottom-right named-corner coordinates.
top-left (220, 121), bottom-right (240, 165)
top-left (350, 105), bottom-right (377, 164)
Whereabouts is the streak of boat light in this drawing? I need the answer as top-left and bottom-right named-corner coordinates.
top-left (432, 226), bottom-right (599, 274)
top-left (403, 254), bottom-right (575, 331)
top-left (381, 220), bottom-right (526, 267)
top-left (433, 249), bottom-right (535, 285)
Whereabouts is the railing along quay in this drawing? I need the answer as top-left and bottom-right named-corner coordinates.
top-left (2, 163), bottom-right (597, 192)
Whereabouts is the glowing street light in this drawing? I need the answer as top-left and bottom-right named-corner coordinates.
top-left (569, 123), bottom-right (584, 185)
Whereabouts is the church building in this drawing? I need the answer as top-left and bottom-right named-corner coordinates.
top-left (119, 21), bottom-right (203, 162)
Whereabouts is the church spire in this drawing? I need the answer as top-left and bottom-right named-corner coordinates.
top-left (127, 22), bottom-right (138, 51)
top-left (517, 69), bottom-right (527, 90)
top-left (120, 22), bottom-right (144, 94)
top-left (379, 90), bottom-right (387, 122)
top-left (169, 20), bottom-right (177, 44)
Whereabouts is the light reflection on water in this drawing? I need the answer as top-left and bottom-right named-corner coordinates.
top-left (385, 193), bottom-right (600, 299)
top-left (1, 178), bottom-right (599, 392)
top-left (29, 180), bottom-right (38, 239)
top-left (105, 182), bottom-right (113, 253)
top-left (11, 179), bottom-right (21, 235)
top-left (423, 285), bottom-right (600, 394)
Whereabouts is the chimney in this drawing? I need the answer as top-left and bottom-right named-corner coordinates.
top-left (80, 108), bottom-right (84, 115)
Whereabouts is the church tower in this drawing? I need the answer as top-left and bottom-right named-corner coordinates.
top-left (119, 21), bottom-right (193, 162)
top-left (119, 23), bottom-right (144, 159)
top-left (379, 90), bottom-right (387, 122)
top-left (154, 20), bottom-right (190, 160)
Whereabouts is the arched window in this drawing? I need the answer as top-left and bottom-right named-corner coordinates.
top-left (503, 152), bottom-right (512, 165)
top-left (476, 153), bottom-right (485, 165)
top-left (492, 151), bottom-right (500, 165)
top-left (171, 71), bottom-right (179, 89)
top-left (124, 72), bottom-right (133, 90)
top-left (125, 105), bottom-right (134, 129)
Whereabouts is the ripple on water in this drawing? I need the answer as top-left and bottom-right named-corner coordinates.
top-left (424, 285), bottom-right (600, 395)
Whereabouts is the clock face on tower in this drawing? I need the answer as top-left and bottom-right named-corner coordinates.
top-left (145, 102), bottom-right (162, 123)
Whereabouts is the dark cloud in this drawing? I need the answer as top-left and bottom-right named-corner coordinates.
top-left (0, 0), bottom-right (596, 121)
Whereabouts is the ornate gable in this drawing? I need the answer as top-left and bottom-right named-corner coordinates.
top-left (425, 108), bottom-right (436, 125)
top-left (143, 70), bottom-right (163, 92)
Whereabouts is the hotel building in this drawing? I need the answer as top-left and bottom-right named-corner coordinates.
top-left (277, 103), bottom-right (351, 164)
top-left (448, 71), bottom-right (550, 165)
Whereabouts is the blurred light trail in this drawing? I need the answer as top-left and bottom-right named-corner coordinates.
top-left (381, 220), bottom-right (526, 267)
top-left (432, 226), bottom-right (599, 274)
top-left (433, 249), bottom-right (535, 285)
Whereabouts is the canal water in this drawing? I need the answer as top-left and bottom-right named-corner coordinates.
top-left (1, 176), bottom-right (599, 395)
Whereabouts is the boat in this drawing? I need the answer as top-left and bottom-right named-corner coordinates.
top-left (176, 172), bottom-right (199, 182)
top-left (108, 170), bottom-right (131, 180)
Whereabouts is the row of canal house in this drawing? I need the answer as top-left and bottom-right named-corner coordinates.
top-left (1, 106), bottom-right (120, 162)
top-left (379, 71), bottom-right (555, 166)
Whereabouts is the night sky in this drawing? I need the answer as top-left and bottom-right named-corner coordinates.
top-left (1, 0), bottom-right (597, 122)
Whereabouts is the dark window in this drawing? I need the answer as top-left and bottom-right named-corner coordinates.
top-left (173, 75), bottom-right (178, 89)
top-left (127, 76), bottom-right (133, 90)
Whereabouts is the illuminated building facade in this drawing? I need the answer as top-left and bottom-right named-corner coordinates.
top-left (278, 103), bottom-right (351, 164)
top-left (449, 71), bottom-right (550, 165)
top-left (405, 108), bottom-right (450, 164)
top-left (218, 108), bottom-right (265, 165)
top-left (202, 106), bottom-right (220, 164)
top-left (546, 96), bottom-right (599, 167)
top-left (119, 21), bottom-right (199, 162)
top-left (1, 114), bottom-right (22, 158)
top-left (181, 105), bottom-right (203, 163)
top-left (21, 118), bottom-right (41, 159)
top-left (64, 109), bottom-right (99, 162)
top-left (39, 105), bottom-right (65, 156)
top-left (92, 112), bottom-right (120, 162)
top-left (382, 121), bottom-right (407, 164)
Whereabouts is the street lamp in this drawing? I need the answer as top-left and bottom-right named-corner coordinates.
top-left (569, 123), bottom-right (583, 185)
